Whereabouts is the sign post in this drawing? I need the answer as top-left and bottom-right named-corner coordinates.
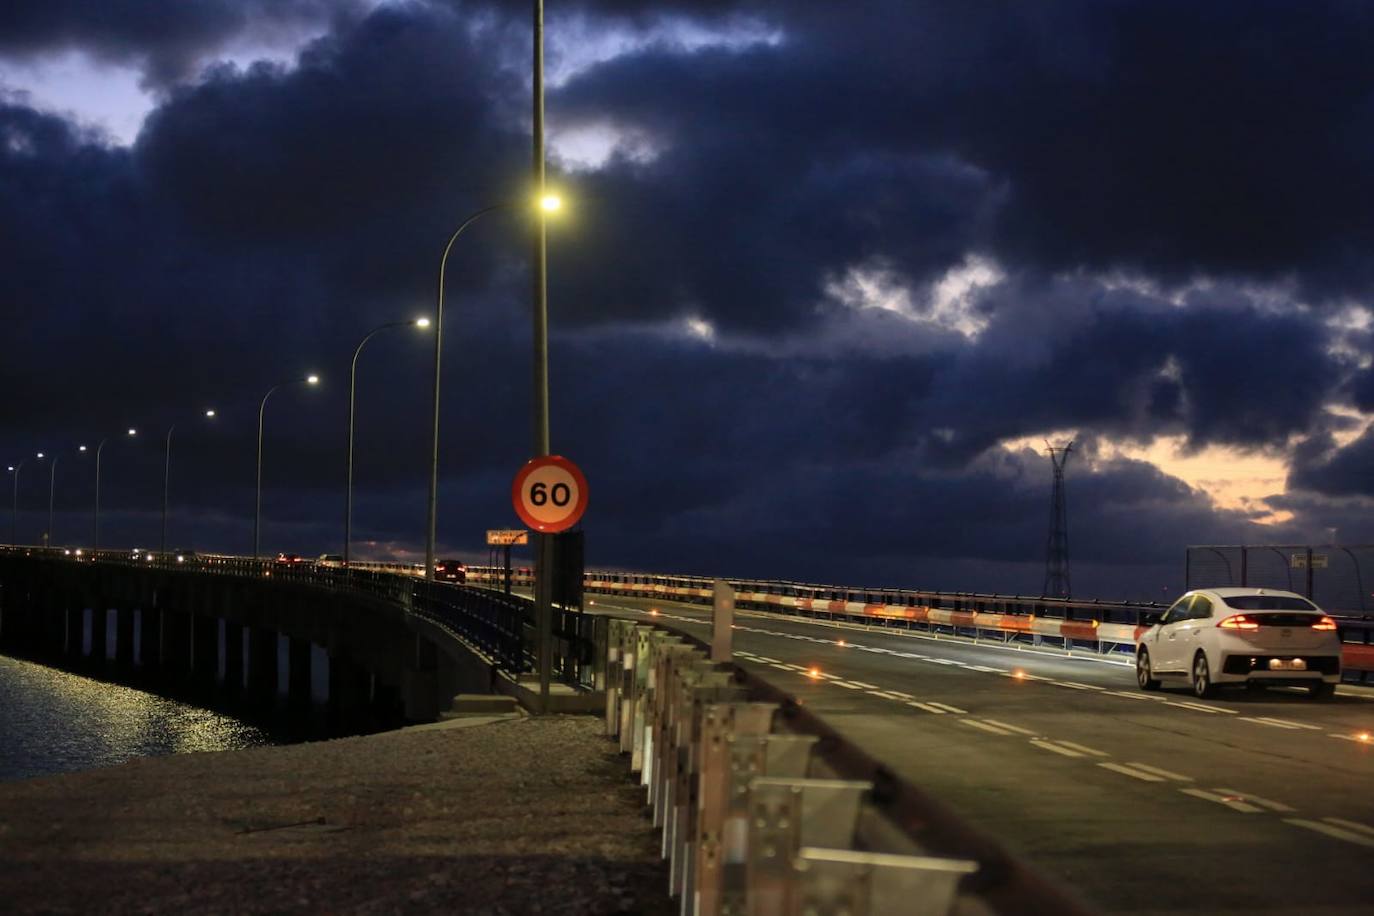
top-left (487, 529), bottom-right (529, 595)
top-left (712, 580), bottom-right (735, 662)
top-left (512, 456), bottom-right (589, 711)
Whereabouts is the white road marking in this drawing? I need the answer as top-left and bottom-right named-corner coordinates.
top-left (1125, 763), bottom-right (1192, 782)
top-left (872, 691), bottom-right (909, 701)
top-left (963, 720), bottom-right (1017, 736)
top-left (1285, 818), bottom-right (1374, 848)
top-left (1054, 740), bottom-right (1108, 757)
top-left (754, 656), bottom-right (781, 664)
top-left (1179, 788), bottom-right (1262, 814)
top-left (908, 701), bottom-right (951, 714)
top-left (1163, 700), bottom-right (1225, 714)
top-left (835, 681), bottom-right (866, 690)
top-left (926, 701), bottom-right (968, 714)
top-left (979, 719), bottom-right (1035, 736)
top-left (1240, 716), bottom-right (1301, 730)
top-left (1099, 762), bottom-right (1166, 782)
top-left (1211, 789), bottom-right (1295, 813)
top-left (1323, 817), bottom-right (1374, 838)
top-left (768, 663), bottom-right (792, 671)
top-left (1252, 717), bottom-right (1322, 731)
top-left (1106, 690), bottom-right (1162, 701)
top-left (966, 665), bottom-right (1008, 673)
top-left (1029, 739), bottom-right (1085, 758)
top-left (848, 680), bottom-right (879, 689)
top-left (818, 672), bottom-right (842, 680)
top-left (885, 689), bottom-right (915, 699)
top-left (1049, 681), bottom-right (1094, 690)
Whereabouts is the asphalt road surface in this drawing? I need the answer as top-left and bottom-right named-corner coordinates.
top-left (587, 592), bottom-right (1374, 916)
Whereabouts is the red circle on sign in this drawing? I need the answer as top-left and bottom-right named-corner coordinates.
top-left (512, 455), bottom-right (589, 533)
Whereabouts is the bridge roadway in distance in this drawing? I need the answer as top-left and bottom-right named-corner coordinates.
top-left (583, 590), bottom-right (1374, 915)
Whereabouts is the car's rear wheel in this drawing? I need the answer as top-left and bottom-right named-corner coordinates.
top-left (1137, 649), bottom-right (1161, 691)
top-left (1191, 652), bottom-right (1214, 699)
top-left (1309, 681), bottom-right (1336, 701)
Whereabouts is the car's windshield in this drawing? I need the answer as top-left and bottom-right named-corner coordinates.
top-left (1223, 595), bottom-right (1318, 611)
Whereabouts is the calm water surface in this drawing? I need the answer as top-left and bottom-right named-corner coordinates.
top-left (0, 654), bottom-right (273, 782)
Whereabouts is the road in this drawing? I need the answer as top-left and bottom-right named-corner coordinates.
top-left (586, 592), bottom-right (1374, 915)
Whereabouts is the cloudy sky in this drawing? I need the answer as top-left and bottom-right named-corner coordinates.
top-left (3, 0), bottom-right (1374, 601)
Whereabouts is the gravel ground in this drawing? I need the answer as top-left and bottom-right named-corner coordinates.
top-left (0, 715), bottom-right (672, 914)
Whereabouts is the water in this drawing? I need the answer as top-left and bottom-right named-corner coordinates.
top-left (0, 654), bottom-right (273, 783)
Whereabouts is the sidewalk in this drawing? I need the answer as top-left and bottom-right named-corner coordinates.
top-left (0, 715), bottom-right (671, 914)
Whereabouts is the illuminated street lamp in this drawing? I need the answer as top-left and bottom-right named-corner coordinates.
top-left (94, 429), bottom-right (137, 549)
top-left (46, 445), bottom-right (88, 547)
top-left (9, 454), bottom-right (44, 546)
top-left (346, 319), bottom-right (429, 566)
top-left (423, 192), bottom-right (563, 579)
top-left (161, 409), bottom-right (217, 556)
top-left (255, 375), bottom-right (320, 559)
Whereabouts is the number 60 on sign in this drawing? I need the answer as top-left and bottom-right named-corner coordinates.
top-left (511, 455), bottom-right (589, 533)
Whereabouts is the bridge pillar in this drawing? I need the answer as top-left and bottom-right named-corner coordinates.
top-left (247, 627), bottom-right (280, 707)
top-left (137, 607), bottom-right (160, 670)
top-left (402, 635), bottom-right (440, 722)
top-left (115, 607), bottom-right (136, 669)
top-left (287, 636), bottom-right (313, 714)
top-left (190, 614), bottom-right (218, 691)
top-left (223, 621), bottom-right (245, 697)
top-left (329, 654), bottom-right (372, 734)
top-left (94, 607), bottom-right (114, 666)
top-left (159, 609), bottom-right (193, 683)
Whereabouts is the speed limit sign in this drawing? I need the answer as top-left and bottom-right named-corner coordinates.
top-left (511, 455), bottom-right (589, 533)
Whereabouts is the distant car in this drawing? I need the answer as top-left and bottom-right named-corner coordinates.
top-left (435, 559), bottom-right (467, 583)
top-left (1136, 588), bottom-right (1341, 699)
top-left (274, 552), bottom-right (303, 566)
top-left (170, 549), bottom-right (198, 564)
top-left (317, 554), bottom-right (344, 567)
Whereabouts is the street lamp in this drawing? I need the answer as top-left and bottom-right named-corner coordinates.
top-left (47, 445), bottom-right (88, 548)
top-left (9, 455), bottom-right (42, 545)
top-left (422, 193), bottom-right (564, 579)
top-left (255, 374), bottom-right (320, 559)
top-left (161, 409), bottom-right (216, 556)
top-left (94, 429), bottom-right (137, 549)
top-left (346, 319), bottom-right (429, 566)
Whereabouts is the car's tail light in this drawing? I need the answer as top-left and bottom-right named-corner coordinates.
top-left (1312, 616), bottom-right (1337, 631)
top-left (1218, 615), bottom-right (1260, 630)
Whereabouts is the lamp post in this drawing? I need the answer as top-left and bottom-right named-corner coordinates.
top-left (46, 445), bottom-right (87, 548)
top-left (162, 410), bottom-right (216, 556)
top-left (9, 456), bottom-right (41, 545)
top-left (531, 0), bottom-right (555, 712)
top-left (255, 375), bottom-right (319, 559)
top-left (346, 319), bottom-right (429, 566)
top-left (94, 429), bottom-right (137, 550)
top-left (424, 203), bottom-right (505, 580)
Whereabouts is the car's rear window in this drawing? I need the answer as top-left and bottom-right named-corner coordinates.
top-left (1223, 595), bottom-right (1318, 611)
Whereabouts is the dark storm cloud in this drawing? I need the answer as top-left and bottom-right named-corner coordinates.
top-left (0, 0), bottom-right (353, 86)
top-left (4, 0), bottom-right (1374, 597)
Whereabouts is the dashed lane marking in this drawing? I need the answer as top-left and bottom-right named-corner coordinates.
top-left (1323, 817), bottom-right (1374, 838)
top-left (907, 701), bottom-right (952, 714)
top-left (848, 680), bottom-right (879, 689)
top-left (885, 689), bottom-right (914, 699)
top-left (1125, 762), bottom-right (1192, 782)
top-left (1285, 818), bottom-right (1374, 848)
top-left (753, 656), bottom-right (781, 664)
top-left (1211, 789), bottom-right (1295, 813)
top-left (1054, 740), bottom-right (1109, 757)
top-left (1179, 788), bottom-right (1262, 814)
top-left (1250, 717), bottom-right (1322, 731)
top-left (1029, 739), bottom-right (1086, 758)
top-left (1049, 681), bottom-right (1095, 690)
top-left (962, 720), bottom-right (1018, 736)
top-left (979, 719), bottom-right (1036, 736)
top-left (965, 665), bottom-right (1008, 674)
top-left (835, 681), bottom-right (866, 690)
top-left (1163, 700), bottom-right (1237, 715)
top-left (926, 701), bottom-right (967, 714)
top-left (1240, 717), bottom-right (1301, 730)
top-left (1099, 762), bottom-right (1166, 782)
top-left (1106, 690), bottom-right (1163, 701)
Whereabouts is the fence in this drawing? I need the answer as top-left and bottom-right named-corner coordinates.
top-left (1186, 544), bottom-right (1374, 615)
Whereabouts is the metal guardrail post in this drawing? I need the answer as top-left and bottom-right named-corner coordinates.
top-left (667, 667), bottom-right (738, 891)
top-left (745, 777), bottom-right (872, 916)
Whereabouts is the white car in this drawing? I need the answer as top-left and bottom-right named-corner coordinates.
top-left (1136, 588), bottom-right (1341, 699)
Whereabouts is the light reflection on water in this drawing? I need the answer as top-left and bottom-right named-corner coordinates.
top-left (0, 654), bottom-right (273, 782)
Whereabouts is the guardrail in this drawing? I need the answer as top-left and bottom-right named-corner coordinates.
top-left (468, 566), bottom-right (1374, 682)
top-left (605, 615), bottom-right (1092, 915)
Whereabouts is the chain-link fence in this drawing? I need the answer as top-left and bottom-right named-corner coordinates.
top-left (1186, 545), bottom-right (1374, 617)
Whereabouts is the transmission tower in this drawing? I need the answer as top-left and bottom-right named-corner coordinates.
top-left (1043, 440), bottom-right (1073, 599)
